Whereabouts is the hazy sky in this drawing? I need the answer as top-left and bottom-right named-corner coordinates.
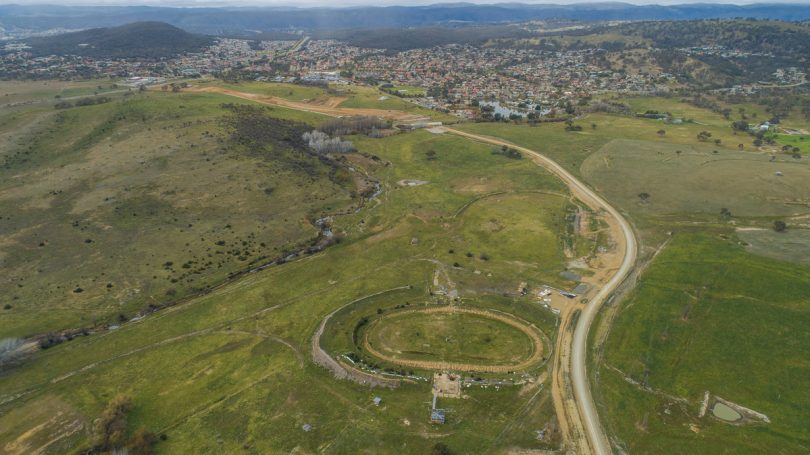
top-left (4, 0), bottom-right (807, 6)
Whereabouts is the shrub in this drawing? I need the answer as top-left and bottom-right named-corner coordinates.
top-left (38, 333), bottom-right (64, 349)
top-left (731, 120), bottom-right (749, 131)
top-left (128, 427), bottom-right (158, 455)
top-left (95, 395), bottom-right (132, 451)
top-left (432, 443), bottom-right (454, 455)
top-left (74, 96), bottom-right (111, 107)
top-left (491, 147), bottom-right (522, 159)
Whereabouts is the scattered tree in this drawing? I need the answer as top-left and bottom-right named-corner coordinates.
top-left (491, 147), bottom-right (522, 159)
top-left (697, 131), bottom-right (712, 142)
top-left (95, 395), bottom-right (132, 452)
top-left (319, 116), bottom-right (388, 136)
top-left (431, 442), bottom-right (454, 455)
top-left (731, 120), bottom-right (749, 131)
top-left (302, 130), bottom-right (354, 154)
top-left (128, 427), bottom-right (158, 455)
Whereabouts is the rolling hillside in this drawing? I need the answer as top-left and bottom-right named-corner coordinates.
top-left (2, 3), bottom-right (810, 36)
top-left (26, 22), bottom-right (213, 58)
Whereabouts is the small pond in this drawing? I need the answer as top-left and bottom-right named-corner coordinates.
top-left (712, 402), bottom-right (742, 421)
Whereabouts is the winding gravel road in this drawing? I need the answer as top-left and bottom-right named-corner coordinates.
top-left (447, 127), bottom-right (638, 455)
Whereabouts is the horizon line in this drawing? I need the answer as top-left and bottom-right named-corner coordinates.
top-left (3, 1), bottom-right (810, 9)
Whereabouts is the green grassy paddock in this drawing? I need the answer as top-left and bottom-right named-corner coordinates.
top-left (600, 232), bottom-right (810, 454)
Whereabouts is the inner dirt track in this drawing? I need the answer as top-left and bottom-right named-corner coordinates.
top-left (361, 306), bottom-right (545, 373)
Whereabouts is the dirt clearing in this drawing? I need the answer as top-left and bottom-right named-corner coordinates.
top-left (186, 86), bottom-right (429, 122)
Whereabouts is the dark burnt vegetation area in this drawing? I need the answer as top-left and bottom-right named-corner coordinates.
top-left (223, 103), bottom-right (363, 188)
top-left (319, 116), bottom-right (389, 136)
top-left (225, 106), bottom-right (385, 197)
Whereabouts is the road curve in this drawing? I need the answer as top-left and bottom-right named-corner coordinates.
top-left (446, 127), bottom-right (638, 455)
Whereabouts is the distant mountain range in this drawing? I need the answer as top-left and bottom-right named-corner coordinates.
top-left (25, 22), bottom-right (214, 58)
top-left (2, 3), bottom-right (810, 37)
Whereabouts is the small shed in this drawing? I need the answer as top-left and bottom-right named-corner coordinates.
top-left (430, 408), bottom-right (446, 424)
top-left (373, 396), bottom-right (382, 406)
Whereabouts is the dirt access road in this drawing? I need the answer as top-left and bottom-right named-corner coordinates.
top-left (446, 127), bottom-right (638, 455)
top-left (186, 85), bottom-right (429, 123)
